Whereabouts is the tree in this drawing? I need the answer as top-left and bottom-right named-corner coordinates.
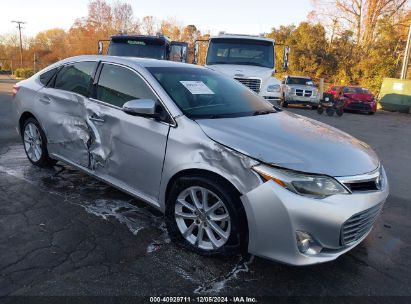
top-left (141, 16), bottom-right (158, 35)
top-left (267, 23), bottom-right (331, 80)
top-left (312, 0), bottom-right (408, 47)
top-left (112, 1), bottom-right (139, 34)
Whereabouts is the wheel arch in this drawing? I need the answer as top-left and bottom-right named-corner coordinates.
top-left (19, 112), bottom-right (39, 134)
top-left (164, 168), bottom-right (249, 250)
top-left (165, 168), bottom-right (242, 204)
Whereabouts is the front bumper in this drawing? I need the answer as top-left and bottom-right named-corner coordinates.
top-left (240, 170), bottom-right (389, 266)
top-left (262, 95), bottom-right (281, 105)
top-left (344, 101), bottom-right (376, 112)
top-left (286, 94), bottom-right (319, 105)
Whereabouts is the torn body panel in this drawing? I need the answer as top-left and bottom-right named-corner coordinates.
top-left (159, 116), bottom-right (263, 211)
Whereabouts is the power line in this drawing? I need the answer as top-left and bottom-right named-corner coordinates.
top-left (11, 20), bottom-right (26, 68)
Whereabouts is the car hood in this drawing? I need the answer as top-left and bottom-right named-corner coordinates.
top-left (344, 92), bottom-right (374, 101)
top-left (206, 64), bottom-right (275, 81)
top-left (196, 111), bottom-right (379, 176)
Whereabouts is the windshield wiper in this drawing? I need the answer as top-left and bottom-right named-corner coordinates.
top-left (207, 62), bottom-right (231, 65)
top-left (252, 110), bottom-right (276, 116)
top-left (229, 62), bottom-right (269, 68)
top-left (192, 114), bottom-right (227, 119)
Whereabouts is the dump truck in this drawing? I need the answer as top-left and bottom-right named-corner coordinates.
top-left (98, 34), bottom-right (188, 62)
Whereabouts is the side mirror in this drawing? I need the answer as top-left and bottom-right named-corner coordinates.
top-left (170, 42), bottom-right (188, 62)
top-left (282, 46), bottom-right (290, 71)
top-left (123, 99), bottom-right (156, 117)
top-left (193, 41), bottom-right (199, 65)
top-left (98, 41), bottom-right (103, 55)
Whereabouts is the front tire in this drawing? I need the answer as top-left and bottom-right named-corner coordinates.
top-left (22, 118), bottom-right (56, 167)
top-left (326, 108), bottom-right (335, 116)
top-left (281, 95), bottom-right (288, 108)
top-left (165, 175), bottom-right (246, 256)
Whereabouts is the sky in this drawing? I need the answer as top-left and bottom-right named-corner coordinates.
top-left (0, 0), bottom-right (313, 37)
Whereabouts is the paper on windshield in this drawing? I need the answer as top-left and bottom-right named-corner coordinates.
top-left (180, 81), bottom-right (214, 95)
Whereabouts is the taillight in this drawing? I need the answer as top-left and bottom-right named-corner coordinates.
top-left (12, 85), bottom-right (20, 97)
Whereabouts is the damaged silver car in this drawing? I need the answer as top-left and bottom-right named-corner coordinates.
top-left (13, 55), bottom-right (389, 265)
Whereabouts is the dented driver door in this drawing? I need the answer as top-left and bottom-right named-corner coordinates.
top-left (85, 63), bottom-right (170, 206)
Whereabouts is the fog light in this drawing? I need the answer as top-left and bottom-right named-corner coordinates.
top-left (296, 231), bottom-right (323, 255)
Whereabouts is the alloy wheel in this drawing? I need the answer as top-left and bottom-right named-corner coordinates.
top-left (174, 186), bottom-right (231, 250)
top-left (23, 122), bottom-right (43, 162)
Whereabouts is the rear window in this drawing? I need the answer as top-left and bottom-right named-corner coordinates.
top-left (54, 62), bottom-right (96, 96)
top-left (108, 37), bottom-right (166, 59)
top-left (39, 68), bottom-right (58, 86)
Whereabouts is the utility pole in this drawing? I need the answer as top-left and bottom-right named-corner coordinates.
top-left (401, 25), bottom-right (411, 79)
top-left (33, 53), bottom-right (37, 73)
top-left (11, 20), bottom-right (25, 68)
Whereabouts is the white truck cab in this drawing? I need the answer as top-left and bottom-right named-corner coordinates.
top-left (198, 33), bottom-right (283, 104)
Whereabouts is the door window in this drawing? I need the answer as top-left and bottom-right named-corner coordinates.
top-left (96, 64), bottom-right (157, 108)
top-left (54, 62), bottom-right (96, 96)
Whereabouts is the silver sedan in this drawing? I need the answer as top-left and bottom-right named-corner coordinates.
top-left (12, 55), bottom-right (389, 265)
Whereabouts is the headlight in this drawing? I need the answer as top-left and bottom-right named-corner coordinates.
top-left (312, 89), bottom-right (318, 97)
top-left (267, 84), bottom-right (280, 92)
top-left (287, 87), bottom-right (294, 93)
top-left (253, 164), bottom-right (349, 198)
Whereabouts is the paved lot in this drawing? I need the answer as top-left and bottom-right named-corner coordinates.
top-left (1, 75), bottom-right (411, 300)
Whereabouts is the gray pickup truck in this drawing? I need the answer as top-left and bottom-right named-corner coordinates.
top-left (280, 75), bottom-right (320, 108)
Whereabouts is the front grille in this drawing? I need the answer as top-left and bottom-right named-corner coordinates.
top-left (295, 89), bottom-right (312, 97)
top-left (340, 204), bottom-right (383, 245)
top-left (235, 78), bottom-right (261, 93)
top-left (345, 180), bottom-right (379, 192)
top-left (344, 176), bottom-right (382, 192)
top-left (346, 102), bottom-right (371, 111)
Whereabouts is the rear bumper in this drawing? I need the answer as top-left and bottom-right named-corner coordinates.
top-left (240, 169), bottom-right (389, 266)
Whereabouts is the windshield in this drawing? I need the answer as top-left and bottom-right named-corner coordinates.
top-left (108, 39), bottom-right (166, 59)
top-left (343, 87), bottom-right (369, 93)
top-left (287, 77), bottom-right (314, 86)
top-left (147, 67), bottom-right (276, 119)
top-left (206, 38), bottom-right (274, 68)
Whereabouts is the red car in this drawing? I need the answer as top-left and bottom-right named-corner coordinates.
top-left (326, 86), bottom-right (377, 114)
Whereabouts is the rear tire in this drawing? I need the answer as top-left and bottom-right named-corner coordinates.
top-left (21, 118), bottom-right (56, 167)
top-left (165, 175), bottom-right (246, 257)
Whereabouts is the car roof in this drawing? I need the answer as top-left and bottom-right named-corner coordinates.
top-left (210, 34), bottom-right (274, 43)
top-left (286, 75), bottom-right (312, 79)
top-left (111, 34), bottom-right (169, 41)
top-left (52, 55), bottom-right (202, 70)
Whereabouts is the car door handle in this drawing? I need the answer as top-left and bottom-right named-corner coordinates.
top-left (89, 115), bottom-right (105, 123)
top-left (39, 95), bottom-right (52, 104)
